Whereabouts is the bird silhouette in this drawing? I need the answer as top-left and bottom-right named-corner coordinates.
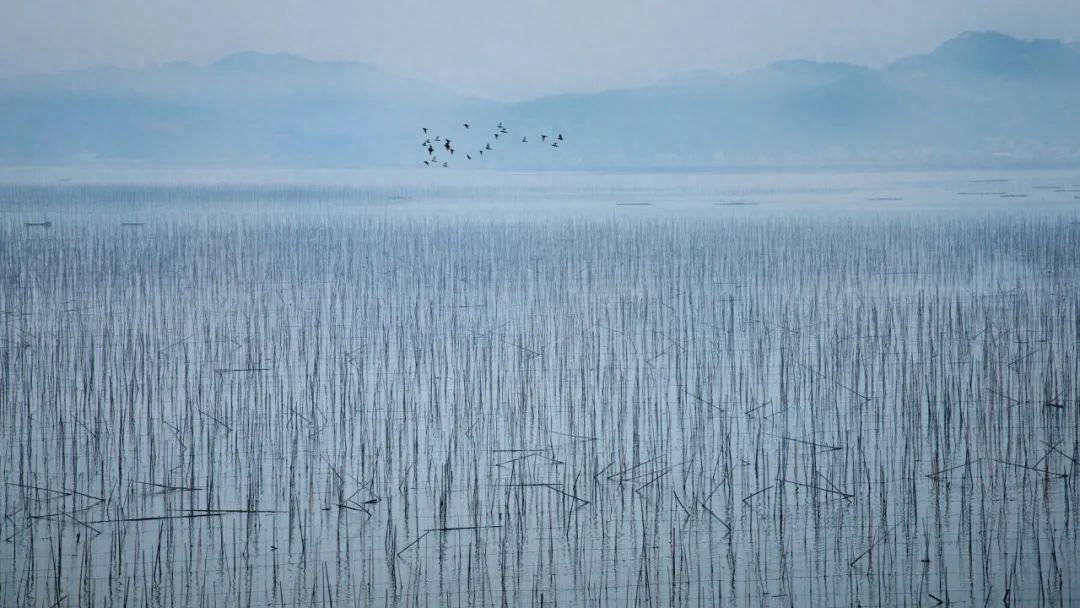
top-left (418, 120), bottom-right (567, 168)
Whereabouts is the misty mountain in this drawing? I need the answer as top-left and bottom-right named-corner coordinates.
top-left (0, 52), bottom-right (492, 166)
top-left (887, 31), bottom-right (1080, 78)
top-left (2, 32), bottom-right (1079, 169)
top-left (493, 31), bottom-right (1080, 169)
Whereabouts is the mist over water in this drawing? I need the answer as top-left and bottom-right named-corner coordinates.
top-left (4, 31), bottom-right (1080, 170)
top-left (2, 170), bottom-right (1079, 606)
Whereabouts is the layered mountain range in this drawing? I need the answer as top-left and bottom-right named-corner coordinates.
top-left (2, 31), bottom-right (1078, 169)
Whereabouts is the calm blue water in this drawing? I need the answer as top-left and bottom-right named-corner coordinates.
top-left (1, 168), bottom-right (1078, 607)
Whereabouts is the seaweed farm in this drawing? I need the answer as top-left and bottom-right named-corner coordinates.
top-left (1, 171), bottom-right (1079, 606)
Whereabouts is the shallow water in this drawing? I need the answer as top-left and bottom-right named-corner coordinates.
top-left (1, 169), bottom-right (1078, 606)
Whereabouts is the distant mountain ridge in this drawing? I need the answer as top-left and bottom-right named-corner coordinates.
top-left (0, 51), bottom-right (493, 166)
top-left (495, 31), bottom-right (1080, 169)
top-left (886, 31), bottom-right (1080, 78)
top-left (2, 32), bottom-right (1079, 169)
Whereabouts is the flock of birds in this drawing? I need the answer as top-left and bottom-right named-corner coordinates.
top-left (420, 121), bottom-right (565, 167)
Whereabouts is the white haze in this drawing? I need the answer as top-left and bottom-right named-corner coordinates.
top-left (1, 0), bottom-right (1079, 99)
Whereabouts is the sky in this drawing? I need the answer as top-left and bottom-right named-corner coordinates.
top-left (2, 0), bottom-right (1079, 100)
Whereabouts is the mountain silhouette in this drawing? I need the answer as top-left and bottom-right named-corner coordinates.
top-left (886, 31), bottom-right (1080, 78)
top-left (1, 33), bottom-right (1078, 169)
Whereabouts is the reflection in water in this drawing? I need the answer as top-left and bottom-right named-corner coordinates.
top-left (1, 172), bottom-right (1078, 606)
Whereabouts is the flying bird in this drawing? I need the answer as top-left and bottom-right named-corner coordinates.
top-left (418, 119), bottom-right (567, 169)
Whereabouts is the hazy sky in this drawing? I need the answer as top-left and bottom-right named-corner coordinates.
top-left (3, 0), bottom-right (1079, 99)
